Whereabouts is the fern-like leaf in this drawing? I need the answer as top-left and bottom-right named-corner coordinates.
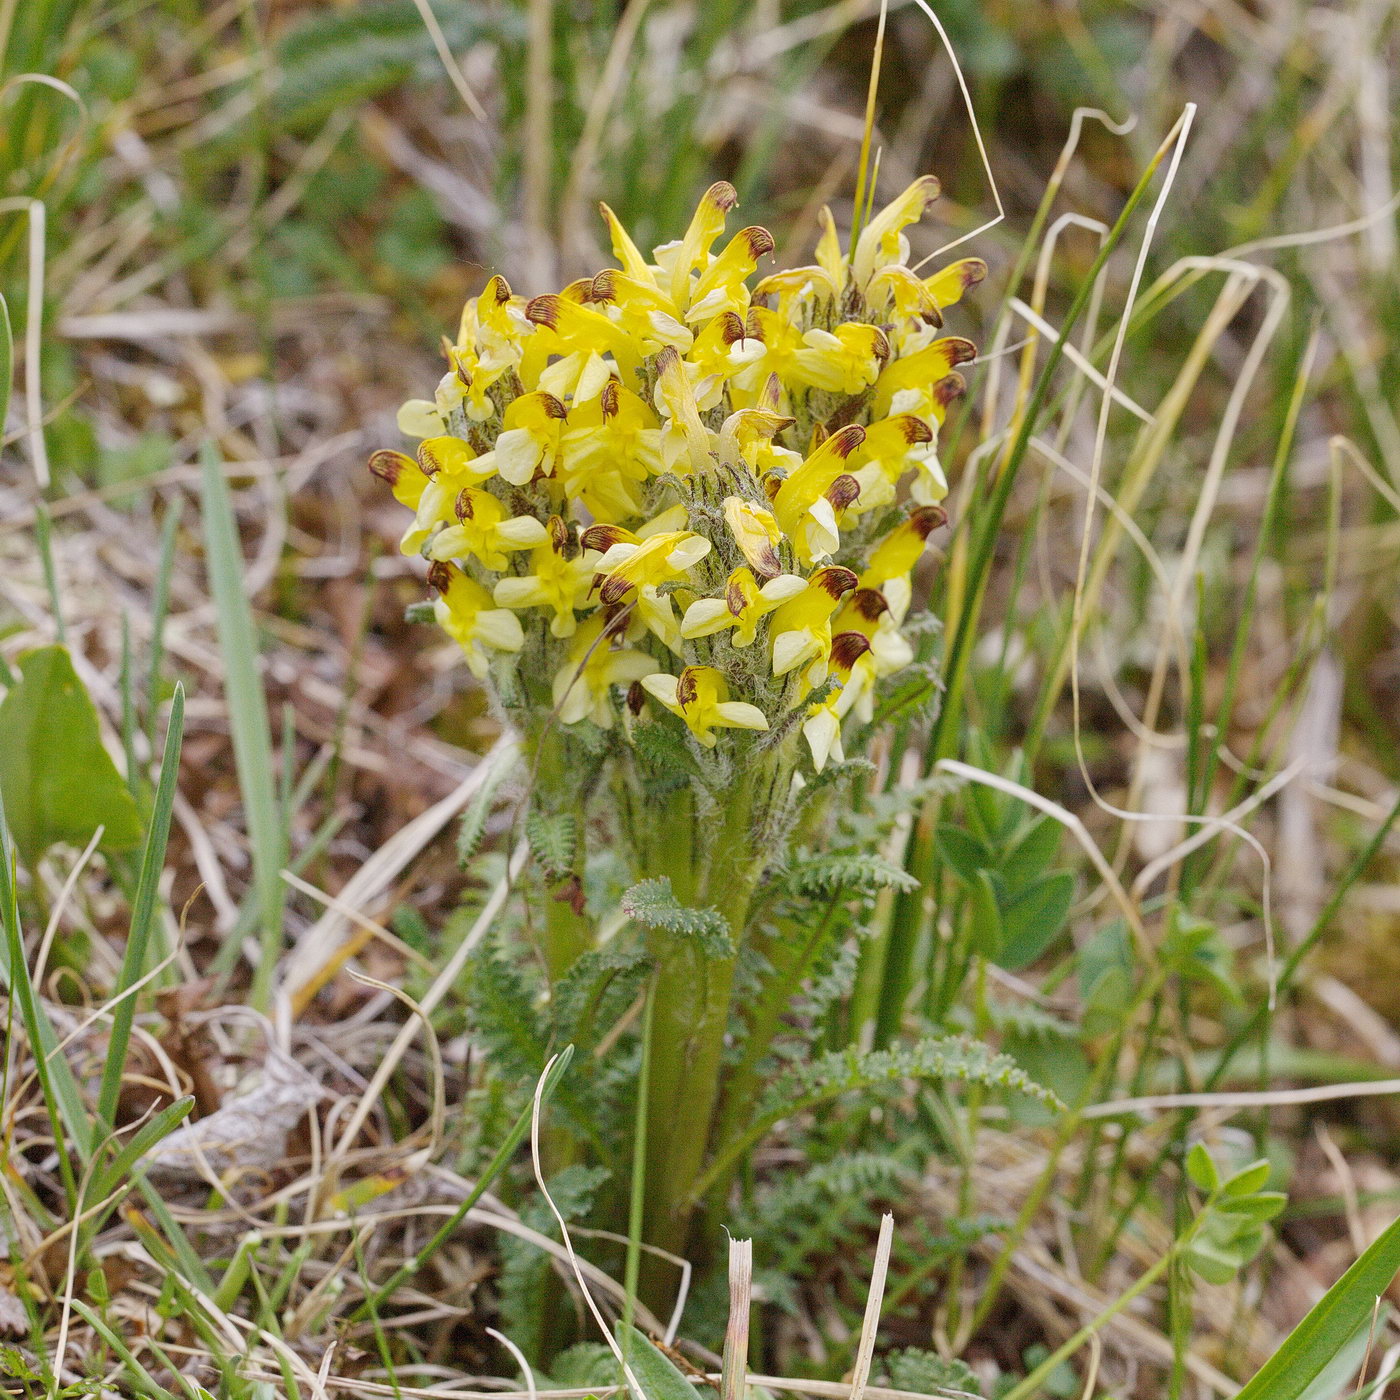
top-left (784, 850), bottom-right (920, 899)
top-left (622, 877), bottom-right (732, 955)
top-left (525, 809), bottom-right (578, 879)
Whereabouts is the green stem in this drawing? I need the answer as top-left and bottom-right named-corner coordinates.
top-left (998, 1251), bottom-right (1174, 1400)
top-left (623, 978), bottom-right (656, 1345)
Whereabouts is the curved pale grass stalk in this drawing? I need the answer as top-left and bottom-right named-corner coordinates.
top-left (530, 1048), bottom-right (648, 1400)
top-left (488, 1328), bottom-right (538, 1400)
top-left (906, 0), bottom-right (1004, 265)
top-left (318, 839), bottom-right (528, 1195)
top-left (345, 967), bottom-right (446, 1164)
top-left (0, 196), bottom-right (49, 485)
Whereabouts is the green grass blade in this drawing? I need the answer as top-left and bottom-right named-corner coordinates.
top-left (95, 683), bottom-right (184, 1131)
top-left (198, 442), bottom-right (286, 1009)
top-left (146, 495), bottom-right (183, 753)
top-left (0, 785), bottom-right (91, 1184)
top-left (1232, 1213), bottom-right (1400, 1400)
top-left (91, 1095), bottom-right (195, 1203)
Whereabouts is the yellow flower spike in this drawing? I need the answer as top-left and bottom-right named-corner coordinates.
top-left (847, 412), bottom-right (936, 514)
top-left (923, 256), bottom-right (988, 313)
top-left (427, 561), bottom-right (525, 679)
top-left (641, 666), bottom-right (769, 748)
top-left (814, 205), bottom-right (848, 297)
top-left (721, 494), bottom-right (785, 578)
top-left (599, 201), bottom-right (661, 288)
top-left (425, 488), bottom-right (549, 571)
top-left (768, 564), bottom-right (858, 684)
top-left (368, 449), bottom-right (430, 512)
top-left (850, 174), bottom-right (941, 287)
top-left (493, 516), bottom-right (596, 637)
top-left (551, 612), bottom-right (655, 727)
top-left (660, 179), bottom-right (738, 309)
top-left (791, 322), bottom-right (890, 395)
top-left (834, 588), bottom-right (914, 677)
top-left (686, 225), bottom-right (776, 322)
top-left (686, 312), bottom-right (762, 410)
top-left (860, 504), bottom-right (946, 621)
top-left (680, 567), bottom-right (806, 647)
top-left (654, 344), bottom-right (715, 474)
top-left (871, 336), bottom-right (976, 419)
top-left (801, 631), bottom-right (873, 773)
top-left (588, 269), bottom-right (692, 353)
top-left (491, 391), bottom-right (569, 486)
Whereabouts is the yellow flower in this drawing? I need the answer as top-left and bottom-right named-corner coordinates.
top-left (684, 312), bottom-right (763, 411)
top-left (851, 175), bottom-right (941, 288)
top-left (425, 488), bottom-right (549, 571)
top-left (656, 181), bottom-right (738, 310)
top-left (587, 269), bottom-right (692, 355)
top-left (587, 518), bottom-right (712, 653)
top-left (767, 564), bottom-right (858, 686)
top-left (558, 377), bottom-right (663, 521)
top-left (871, 335), bottom-right (976, 420)
top-left (486, 392), bottom-right (569, 486)
top-left (835, 588), bottom-right (914, 678)
top-left (721, 494), bottom-right (786, 578)
top-left (493, 517), bottom-right (596, 637)
top-left (860, 505), bottom-right (946, 621)
top-left (680, 567), bottom-right (806, 647)
top-left (428, 562), bottom-right (525, 678)
top-left (922, 257), bottom-right (989, 316)
top-left (770, 425), bottom-right (866, 565)
top-left (685, 225), bottom-right (775, 322)
top-left (523, 292), bottom-right (640, 388)
top-left (397, 436), bottom-right (497, 556)
top-left (654, 345), bottom-right (715, 474)
top-left (641, 666), bottom-right (769, 748)
top-left (551, 613), bottom-right (656, 726)
top-left (790, 323), bottom-right (890, 395)
top-left (729, 307), bottom-right (806, 407)
top-left (368, 449), bottom-right (430, 512)
top-left (846, 413), bottom-right (936, 515)
top-left (801, 632), bottom-right (874, 772)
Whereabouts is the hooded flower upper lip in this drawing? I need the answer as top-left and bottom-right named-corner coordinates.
top-left (372, 173), bottom-right (979, 761)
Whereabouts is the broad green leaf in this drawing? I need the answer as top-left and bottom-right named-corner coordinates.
top-left (617, 1324), bottom-right (705, 1400)
top-left (935, 823), bottom-right (990, 883)
top-left (997, 871), bottom-right (1075, 970)
top-left (1222, 1160), bottom-right (1274, 1198)
top-left (1001, 816), bottom-right (1062, 892)
top-left (967, 869), bottom-right (1003, 959)
top-left (1186, 1143), bottom-right (1221, 1193)
top-left (1243, 1209), bottom-right (1400, 1400)
top-left (0, 645), bottom-right (143, 863)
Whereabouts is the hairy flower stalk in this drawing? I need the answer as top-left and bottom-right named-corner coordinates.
top-left (373, 176), bottom-right (982, 1274)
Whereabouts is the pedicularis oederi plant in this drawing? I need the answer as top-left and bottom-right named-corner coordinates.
top-left (369, 175), bottom-right (1049, 1292)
